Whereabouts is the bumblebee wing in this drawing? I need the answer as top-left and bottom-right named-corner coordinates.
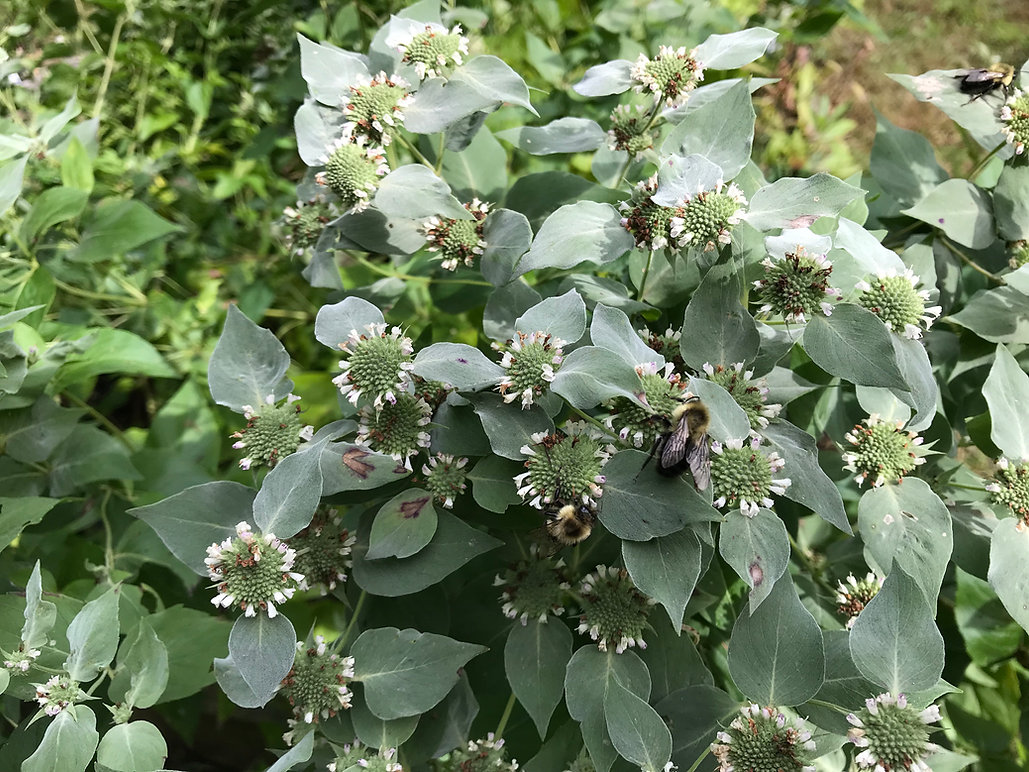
top-left (685, 433), bottom-right (711, 490)
top-left (962, 68), bottom-right (1000, 83)
top-left (660, 424), bottom-right (689, 469)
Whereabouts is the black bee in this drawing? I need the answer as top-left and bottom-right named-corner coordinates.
top-left (646, 393), bottom-right (711, 490)
top-left (955, 63), bottom-right (1015, 103)
top-left (536, 501), bottom-right (596, 556)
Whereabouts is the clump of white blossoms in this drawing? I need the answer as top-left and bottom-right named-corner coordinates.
top-left (440, 733), bottom-right (519, 771)
top-left (709, 437), bottom-right (791, 516)
top-left (753, 247), bottom-right (841, 323)
top-left (855, 268), bottom-right (941, 340)
top-left (670, 180), bottom-right (747, 251)
top-left (702, 362), bottom-right (782, 430)
top-left (638, 326), bottom-right (682, 368)
top-left (836, 572), bottom-right (883, 629)
top-left (3, 643), bottom-right (41, 673)
top-left (493, 330), bottom-right (565, 408)
top-left (985, 457), bottom-right (1029, 524)
top-left (619, 174), bottom-right (679, 251)
top-left (1001, 89), bottom-right (1029, 155)
top-left (279, 635), bottom-right (355, 727)
top-left (606, 103), bottom-right (654, 158)
top-left (630, 45), bottom-right (704, 107)
top-left (328, 743), bottom-right (403, 772)
top-left (280, 199), bottom-right (336, 256)
top-left (355, 392), bottom-right (432, 471)
top-left (205, 521), bottom-right (306, 618)
top-left (422, 198), bottom-right (490, 271)
top-left (231, 393), bottom-right (313, 471)
top-left (395, 22), bottom-right (469, 80)
top-left (842, 414), bottom-right (928, 488)
top-left (605, 362), bottom-right (688, 448)
top-left (1009, 239), bottom-right (1029, 269)
top-left (495, 549), bottom-right (571, 625)
top-left (515, 423), bottom-right (611, 509)
top-left (422, 453), bottom-right (469, 509)
top-left (342, 71), bottom-right (413, 147)
top-left (576, 565), bottom-right (655, 654)
top-left (847, 693), bottom-right (941, 772)
top-left (34, 675), bottom-right (87, 717)
top-left (315, 133), bottom-right (389, 212)
top-left (333, 323), bottom-right (415, 408)
top-left (710, 704), bottom-right (817, 772)
top-left (286, 507), bottom-right (356, 593)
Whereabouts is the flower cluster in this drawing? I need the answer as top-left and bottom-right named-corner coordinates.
top-left (395, 23), bottom-right (469, 80)
top-left (856, 269), bottom-right (941, 340)
top-left (515, 424), bottom-right (610, 509)
top-left (333, 323), bottom-right (415, 408)
top-left (279, 636), bottom-right (355, 725)
top-left (422, 198), bottom-right (490, 270)
top-left (638, 326), bottom-right (683, 370)
top-left (630, 45), bottom-right (704, 107)
top-left (231, 394), bottom-right (313, 471)
top-left (328, 743), bottom-right (402, 772)
top-left (342, 71), bottom-right (413, 146)
top-left (846, 693), bottom-right (941, 772)
top-left (576, 565), bottom-right (655, 653)
top-left (34, 675), bottom-right (85, 717)
top-left (1009, 240), bottom-right (1029, 269)
top-left (494, 331), bottom-right (565, 408)
top-left (4, 644), bottom-right (41, 672)
top-left (605, 362), bottom-right (688, 447)
top-left (280, 199), bottom-right (336, 255)
top-left (205, 521), bottom-right (306, 618)
top-left (842, 414), bottom-right (927, 488)
top-left (669, 180), bottom-right (748, 251)
top-left (439, 733), bottom-right (519, 771)
top-left (421, 453), bottom-right (469, 509)
top-left (709, 437), bottom-right (791, 516)
top-left (356, 392), bottom-right (432, 471)
top-left (710, 704), bottom-right (816, 772)
top-left (495, 550), bottom-right (571, 625)
top-left (985, 457), bottom-right (1029, 523)
top-left (753, 247), bottom-right (841, 323)
top-left (836, 572), bottom-right (883, 629)
top-left (1001, 89), bottom-right (1029, 155)
top-left (606, 103), bottom-right (654, 158)
top-left (619, 175), bottom-right (679, 251)
top-left (315, 134), bottom-right (390, 213)
top-left (287, 507), bottom-right (356, 593)
top-left (702, 362), bottom-right (781, 430)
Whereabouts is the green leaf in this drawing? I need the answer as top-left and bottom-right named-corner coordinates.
top-left (988, 518), bottom-right (1029, 635)
top-left (505, 619), bottom-right (572, 738)
top-left (891, 335), bottom-right (938, 433)
top-left (266, 730), bottom-right (315, 772)
top-left (22, 707), bottom-right (99, 772)
top-left (516, 289), bottom-right (588, 344)
top-left (0, 397), bottom-right (84, 464)
top-left (949, 285), bottom-right (1029, 343)
top-left (745, 173), bottom-right (865, 231)
top-left (901, 179), bottom-right (994, 249)
top-left (228, 613), bottom-right (296, 704)
top-left (148, 607), bottom-right (229, 702)
top-left (375, 164), bottom-right (471, 220)
top-left (468, 456), bottom-right (521, 513)
top-left (694, 28), bottom-right (777, 69)
top-left (21, 561), bottom-right (56, 650)
top-left (213, 654), bottom-right (266, 709)
top-left (297, 34), bottom-right (368, 106)
top-left (656, 685), bottom-right (738, 771)
top-left (869, 112), bottom-right (948, 207)
top-left (719, 510), bottom-right (790, 612)
top-left (59, 137), bottom-right (93, 192)
top-left (983, 344), bottom-right (1029, 460)
top-left (514, 202), bottom-right (634, 277)
top-left (95, 721), bottom-right (168, 772)
top-left (450, 55), bottom-right (537, 115)
top-left (550, 346), bottom-right (645, 409)
top-left (496, 118), bottom-right (605, 155)
top-left (994, 163), bottom-right (1029, 240)
top-left (0, 497), bottom-right (59, 555)
top-left (727, 574), bottom-right (824, 705)
top-left (480, 209), bottom-right (533, 286)
top-left (573, 60), bottom-right (633, 97)
top-left (441, 127), bottom-right (507, 204)
top-left (109, 619), bottom-right (169, 710)
top-left (350, 693), bottom-right (420, 749)
top-left (40, 94), bottom-right (81, 143)
top-left (0, 156), bottom-right (29, 214)
top-left (314, 296), bottom-right (386, 350)
top-left (130, 481), bottom-right (256, 575)
top-left (622, 528), bottom-right (703, 630)
top-left (803, 304), bottom-right (907, 390)
top-left (19, 186), bottom-right (89, 243)
top-left (74, 199), bottom-right (181, 262)
top-left (762, 421), bottom-right (850, 534)
top-left (294, 100), bottom-right (337, 166)
top-left (661, 80), bottom-right (754, 180)
top-left (589, 303), bottom-right (662, 369)
top-left (64, 586), bottom-right (120, 682)
top-left (604, 679), bottom-right (672, 772)
top-left (252, 441), bottom-right (325, 539)
top-left (849, 566), bottom-right (944, 694)
top-left (681, 262), bottom-right (761, 372)
top-left (320, 440), bottom-right (412, 494)
top-left (811, 630), bottom-right (880, 712)
top-left (857, 478), bottom-right (953, 603)
top-left (367, 488), bottom-right (438, 560)
top-left (351, 510), bottom-right (502, 596)
top-left (401, 671), bottom-right (478, 761)
top-left (51, 329), bottom-right (175, 391)
top-left (352, 627), bottom-right (486, 720)
top-left (208, 305), bottom-right (293, 412)
top-left (465, 392), bottom-right (554, 460)
top-left (955, 567), bottom-right (1023, 666)
top-left (404, 77), bottom-right (497, 135)
top-left (412, 343), bottom-right (504, 390)
top-left (639, 622), bottom-right (713, 704)
top-left (601, 450), bottom-right (721, 540)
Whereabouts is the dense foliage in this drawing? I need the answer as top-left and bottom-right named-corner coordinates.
top-left (3, 2), bottom-right (1029, 771)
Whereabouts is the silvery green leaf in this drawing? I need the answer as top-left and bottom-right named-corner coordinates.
top-left (745, 174), bottom-right (865, 231)
top-left (297, 34), bottom-right (369, 106)
top-left (496, 118), bottom-right (605, 155)
top-left (589, 303), bottom-right (660, 368)
top-left (694, 28), bottom-right (777, 70)
top-left (902, 179), bottom-right (994, 249)
top-left (573, 60), bottom-right (634, 96)
top-left (375, 165), bottom-right (472, 220)
top-left (651, 154), bottom-right (724, 207)
top-left (983, 344), bottom-right (1029, 460)
top-left (514, 201), bottom-right (634, 276)
top-left (661, 80), bottom-right (754, 180)
top-left (315, 296), bottom-right (385, 349)
top-left (515, 289), bottom-right (587, 344)
top-left (413, 343), bottom-right (504, 390)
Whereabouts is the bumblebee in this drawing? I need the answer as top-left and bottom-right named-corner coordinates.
top-left (648, 393), bottom-right (711, 490)
top-left (537, 501), bottom-right (596, 555)
top-left (955, 63), bottom-right (1015, 103)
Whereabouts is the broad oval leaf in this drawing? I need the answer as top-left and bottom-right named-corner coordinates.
top-left (988, 518), bottom-right (1029, 635)
top-left (367, 488), bottom-right (438, 560)
top-left (505, 620), bottom-right (572, 738)
top-left (252, 440), bottom-right (326, 539)
top-left (622, 528), bottom-right (703, 630)
top-left (209, 305), bottom-right (293, 412)
top-left (228, 613), bottom-right (297, 705)
top-left (802, 304), bottom-right (907, 391)
top-left (983, 344), bottom-right (1029, 460)
top-left (718, 509), bottom-right (790, 613)
top-left (496, 118), bottom-right (605, 155)
top-left (314, 296), bottom-right (386, 350)
top-left (573, 60), bottom-right (634, 97)
top-left (413, 343), bottom-right (504, 391)
top-left (604, 680), bottom-right (672, 772)
top-left (661, 80), bottom-right (754, 180)
top-left (515, 289), bottom-right (588, 344)
top-left (64, 587), bottom-right (120, 682)
top-left (22, 707), bottom-right (99, 772)
top-left (902, 179), bottom-right (994, 249)
top-left (744, 174), bottom-right (865, 231)
top-left (95, 720), bottom-right (168, 772)
top-left (375, 164), bottom-right (471, 220)
top-left (514, 201), bottom-right (634, 277)
top-left (298, 34), bottom-right (369, 106)
top-left (694, 28), bottom-right (777, 70)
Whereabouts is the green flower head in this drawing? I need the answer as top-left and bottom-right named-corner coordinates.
top-left (631, 45), bottom-right (704, 107)
top-left (34, 675), bottom-right (86, 717)
top-left (702, 362), bottom-right (781, 430)
top-left (754, 247), bottom-right (841, 323)
top-left (421, 453), bottom-right (469, 509)
top-left (342, 71), bottom-right (413, 146)
top-left (576, 565), bottom-right (655, 653)
top-left (439, 733), bottom-right (519, 771)
top-left (842, 414), bottom-right (927, 488)
top-left (315, 135), bottom-right (389, 212)
top-left (711, 704), bottom-right (816, 772)
top-left (494, 330), bottom-right (565, 409)
top-left (328, 744), bottom-right (402, 772)
top-left (394, 22), bottom-right (469, 80)
top-left (605, 362), bottom-right (687, 448)
top-left (355, 391), bottom-right (432, 471)
top-left (985, 457), bottom-right (1029, 523)
top-left (1009, 239), bottom-right (1029, 269)
top-left (495, 550), bottom-right (571, 625)
top-left (1001, 89), bottom-right (1029, 155)
top-left (514, 423), bottom-right (611, 509)
top-left (279, 635), bottom-right (355, 724)
top-left (333, 323), bottom-right (415, 409)
top-left (206, 521), bottom-right (306, 618)
top-left (847, 693), bottom-right (941, 772)
top-left (231, 394), bottom-right (313, 471)
top-left (856, 269), bottom-right (941, 340)
top-left (281, 199), bottom-right (336, 255)
top-left (607, 103), bottom-right (654, 158)
top-left (710, 437), bottom-right (791, 516)
top-left (619, 174), bottom-right (680, 251)
top-left (836, 572), bottom-right (883, 629)
top-left (670, 180), bottom-right (748, 251)
top-left (287, 507), bottom-right (356, 593)
top-left (422, 198), bottom-right (490, 271)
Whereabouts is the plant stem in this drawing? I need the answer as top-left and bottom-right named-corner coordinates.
top-left (91, 6), bottom-right (129, 118)
top-left (637, 249), bottom-right (655, 302)
top-left (684, 747), bottom-right (711, 772)
top-left (338, 590), bottom-right (367, 649)
top-left (62, 391), bottom-right (136, 452)
top-left (494, 692), bottom-right (517, 739)
top-left (568, 406), bottom-right (621, 443)
top-left (941, 237), bottom-right (1005, 285)
top-left (968, 140), bottom-right (1007, 181)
